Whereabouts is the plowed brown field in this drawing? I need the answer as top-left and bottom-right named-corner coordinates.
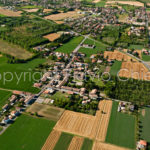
top-left (41, 130), bottom-right (61, 150)
top-left (54, 100), bottom-right (112, 141)
top-left (92, 141), bottom-right (130, 150)
top-left (68, 136), bottom-right (84, 150)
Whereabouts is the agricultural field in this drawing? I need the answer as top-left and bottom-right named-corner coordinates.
top-left (106, 102), bottom-right (136, 149)
top-left (43, 33), bottom-right (61, 42)
top-left (110, 61), bottom-right (122, 76)
top-left (129, 44), bottom-right (144, 50)
top-left (0, 16), bottom-right (59, 49)
top-left (42, 130), bottom-right (62, 150)
top-left (0, 39), bottom-right (33, 59)
top-left (0, 114), bottom-right (56, 150)
top-left (54, 100), bottom-right (112, 141)
top-left (79, 39), bottom-right (108, 57)
top-left (106, 1), bottom-right (144, 7)
top-left (119, 61), bottom-right (150, 80)
top-left (53, 132), bottom-right (74, 150)
top-left (0, 7), bottom-right (22, 17)
top-left (104, 50), bottom-right (134, 61)
top-left (0, 90), bottom-right (12, 109)
top-left (142, 54), bottom-right (150, 61)
top-left (27, 103), bottom-right (64, 121)
top-left (56, 36), bottom-right (84, 54)
top-left (140, 107), bottom-right (150, 143)
top-left (93, 141), bottom-right (130, 150)
top-left (0, 56), bottom-right (45, 93)
top-left (44, 10), bottom-right (82, 22)
top-left (81, 138), bottom-right (93, 150)
top-left (68, 136), bottom-right (84, 150)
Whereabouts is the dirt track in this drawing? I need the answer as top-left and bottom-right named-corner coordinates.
top-left (54, 100), bottom-right (112, 141)
top-left (92, 141), bottom-right (131, 150)
top-left (41, 130), bottom-right (61, 150)
top-left (68, 136), bottom-right (84, 150)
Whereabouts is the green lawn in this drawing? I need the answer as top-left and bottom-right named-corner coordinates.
top-left (106, 102), bottom-right (136, 149)
top-left (79, 38), bottom-right (108, 57)
top-left (81, 138), bottom-right (93, 150)
top-left (0, 90), bottom-right (12, 109)
top-left (0, 114), bottom-right (56, 150)
top-left (54, 132), bottom-right (73, 150)
top-left (110, 61), bottom-right (122, 76)
top-left (142, 54), bottom-right (150, 61)
top-left (48, 91), bottom-right (69, 101)
top-left (140, 107), bottom-right (150, 143)
top-left (56, 36), bottom-right (84, 54)
top-left (0, 57), bottom-right (46, 93)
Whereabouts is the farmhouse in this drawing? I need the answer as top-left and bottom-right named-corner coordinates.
top-left (137, 140), bottom-right (147, 150)
top-left (24, 96), bottom-right (35, 105)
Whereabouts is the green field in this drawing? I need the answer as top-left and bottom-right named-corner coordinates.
top-left (95, 0), bottom-right (106, 7)
top-left (79, 38), bottom-right (108, 57)
top-left (129, 44), bottom-right (144, 50)
top-left (22, 5), bottom-right (42, 9)
top-left (81, 138), bottom-right (93, 150)
top-left (140, 107), bottom-right (150, 143)
top-left (0, 90), bottom-right (12, 109)
top-left (142, 54), bottom-right (150, 61)
top-left (0, 57), bottom-right (45, 93)
top-left (54, 132), bottom-right (73, 150)
top-left (0, 114), bottom-right (56, 150)
top-left (110, 61), bottom-right (122, 76)
top-left (56, 36), bottom-right (84, 54)
top-left (106, 102), bottom-right (136, 149)
top-left (0, 39), bottom-right (33, 59)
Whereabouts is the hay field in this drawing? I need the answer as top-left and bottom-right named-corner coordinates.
top-left (27, 103), bottom-right (64, 121)
top-left (68, 136), bottom-right (84, 150)
top-left (43, 33), bottom-right (61, 42)
top-left (54, 100), bottom-right (112, 141)
top-left (106, 1), bottom-right (144, 7)
top-left (44, 11), bottom-right (82, 21)
top-left (41, 130), bottom-right (61, 150)
top-left (94, 100), bottom-right (112, 142)
top-left (0, 7), bottom-right (22, 16)
top-left (92, 141), bottom-right (130, 150)
top-left (43, 9), bottom-right (53, 13)
top-left (119, 61), bottom-right (150, 80)
top-left (24, 8), bottom-right (39, 12)
top-left (104, 50), bottom-right (136, 62)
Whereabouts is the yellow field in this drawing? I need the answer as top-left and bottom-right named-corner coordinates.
top-left (41, 130), bottom-right (61, 150)
top-left (54, 100), bottom-right (112, 141)
top-left (44, 10), bottom-right (82, 21)
top-left (43, 33), bottom-right (61, 42)
top-left (68, 136), bottom-right (84, 150)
